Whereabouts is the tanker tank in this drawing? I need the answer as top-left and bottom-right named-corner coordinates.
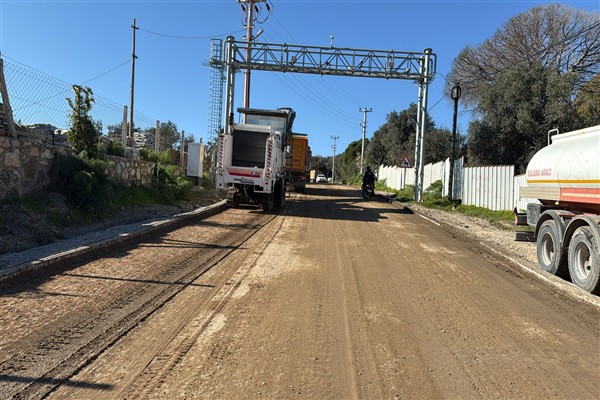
top-left (517, 125), bottom-right (600, 294)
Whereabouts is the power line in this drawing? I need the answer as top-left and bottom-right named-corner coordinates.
top-left (138, 27), bottom-right (245, 40)
top-left (81, 59), bottom-right (130, 85)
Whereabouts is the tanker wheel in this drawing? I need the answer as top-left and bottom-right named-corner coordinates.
top-left (536, 220), bottom-right (568, 277)
top-left (568, 226), bottom-right (600, 294)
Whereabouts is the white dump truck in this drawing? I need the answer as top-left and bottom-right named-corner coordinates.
top-left (216, 107), bottom-right (295, 211)
top-left (516, 125), bottom-right (600, 294)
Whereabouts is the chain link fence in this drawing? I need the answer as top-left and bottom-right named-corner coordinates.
top-left (2, 56), bottom-right (157, 139)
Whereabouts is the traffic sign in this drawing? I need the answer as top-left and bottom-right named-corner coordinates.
top-left (400, 156), bottom-right (411, 168)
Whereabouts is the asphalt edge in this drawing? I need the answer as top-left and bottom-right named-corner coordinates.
top-left (0, 200), bottom-right (228, 282)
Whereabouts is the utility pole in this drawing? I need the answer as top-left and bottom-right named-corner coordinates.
top-left (238, 0), bottom-right (268, 111)
top-left (129, 18), bottom-right (138, 141)
top-left (359, 107), bottom-right (372, 175)
top-left (331, 135), bottom-right (339, 183)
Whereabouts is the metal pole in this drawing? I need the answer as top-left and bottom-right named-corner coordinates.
top-left (243, 0), bottom-right (254, 110)
top-left (413, 74), bottom-right (423, 202)
top-left (417, 49), bottom-right (432, 202)
top-left (129, 19), bottom-right (138, 140)
top-left (224, 36), bottom-right (236, 136)
top-left (359, 107), bottom-right (372, 175)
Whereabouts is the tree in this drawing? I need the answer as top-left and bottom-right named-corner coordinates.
top-left (66, 85), bottom-right (99, 156)
top-left (466, 62), bottom-right (576, 172)
top-left (447, 4), bottom-right (600, 107)
top-left (144, 120), bottom-right (180, 150)
top-left (339, 139), bottom-right (363, 180)
top-left (311, 155), bottom-right (330, 177)
top-left (575, 75), bottom-right (600, 127)
top-left (365, 104), bottom-right (438, 168)
top-left (447, 4), bottom-right (599, 172)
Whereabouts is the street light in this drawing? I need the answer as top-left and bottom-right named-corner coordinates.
top-left (449, 83), bottom-right (461, 200)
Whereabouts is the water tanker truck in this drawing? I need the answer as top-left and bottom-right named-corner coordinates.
top-left (216, 107), bottom-right (295, 211)
top-left (516, 125), bottom-right (600, 294)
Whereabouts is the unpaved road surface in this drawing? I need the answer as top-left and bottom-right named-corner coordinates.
top-left (1, 184), bottom-right (599, 399)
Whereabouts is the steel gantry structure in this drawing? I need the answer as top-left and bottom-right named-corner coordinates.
top-left (212, 36), bottom-right (436, 201)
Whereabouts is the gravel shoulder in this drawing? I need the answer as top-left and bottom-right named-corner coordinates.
top-left (400, 200), bottom-right (600, 305)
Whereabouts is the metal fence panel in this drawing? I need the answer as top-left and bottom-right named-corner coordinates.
top-left (461, 165), bottom-right (514, 211)
top-left (423, 158), bottom-right (449, 197)
top-left (378, 164), bottom-right (414, 190)
top-left (452, 157), bottom-right (463, 200)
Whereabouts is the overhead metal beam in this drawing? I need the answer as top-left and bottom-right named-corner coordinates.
top-left (223, 36), bottom-right (436, 81)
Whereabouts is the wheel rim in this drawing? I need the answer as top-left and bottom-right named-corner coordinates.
top-left (540, 232), bottom-right (555, 266)
top-left (572, 241), bottom-right (591, 280)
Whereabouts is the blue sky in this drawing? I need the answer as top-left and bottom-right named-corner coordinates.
top-left (1, 0), bottom-right (598, 157)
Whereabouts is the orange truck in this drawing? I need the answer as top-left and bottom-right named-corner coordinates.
top-left (288, 133), bottom-right (311, 193)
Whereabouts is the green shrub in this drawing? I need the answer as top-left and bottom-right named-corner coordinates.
top-left (152, 164), bottom-right (194, 203)
top-left (106, 140), bottom-right (125, 157)
top-left (201, 173), bottom-right (215, 189)
top-left (159, 149), bottom-right (174, 165)
top-left (424, 180), bottom-right (443, 202)
top-left (139, 148), bottom-right (159, 163)
top-left (51, 153), bottom-right (113, 212)
top-left (396, 185), bottom-right (414, 202)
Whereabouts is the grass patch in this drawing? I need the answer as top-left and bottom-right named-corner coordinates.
top-left (368, 180), bottom-right (516, 230)
top-left (112, 186), bottom-right (158, 208)
top-left (417, 198), bottom-right (516, 230)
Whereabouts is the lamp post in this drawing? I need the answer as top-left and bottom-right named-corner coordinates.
top-left (449, 83), bottom-right (461, 200)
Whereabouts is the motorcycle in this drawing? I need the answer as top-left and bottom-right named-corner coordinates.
top-left (362, 183), bottom-right (374, 199)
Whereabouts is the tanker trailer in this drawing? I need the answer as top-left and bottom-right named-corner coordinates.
top-left (517, 125), bottom-right (600, 294)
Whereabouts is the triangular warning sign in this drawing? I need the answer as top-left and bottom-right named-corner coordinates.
top-left (400, 156), bottom-right (411, 168)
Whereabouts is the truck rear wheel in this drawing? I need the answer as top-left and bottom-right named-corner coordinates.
top-left (537, 220), bottom-right (568, 277)
top-left (568, 226), bottom-right (600, 294)
top-left (261, 193), bottom-right (274, 211)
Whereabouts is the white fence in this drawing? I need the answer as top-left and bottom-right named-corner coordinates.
top-left (378, 159), bottom-right (533, 211)
top-left (378, 158), bottom-right (450, 196)
top-left (461, 165), bottom-right (514, 211)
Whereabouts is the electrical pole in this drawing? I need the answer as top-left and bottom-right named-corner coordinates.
top-left (129, 18), bottom-right (138, 142)
top-left (359, 107), bottom-right (372, 175)
top-left (238, 0), bottom-right (268, 111)
top-left (331, 135), bottom-right (339, 183)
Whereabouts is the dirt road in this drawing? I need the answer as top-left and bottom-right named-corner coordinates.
top-left (1, 184), bottom-right (598, 399)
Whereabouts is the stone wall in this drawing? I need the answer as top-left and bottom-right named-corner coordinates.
top-left (0, 131), bottom-right (70, 200)
top-left (0, 130), bottom-right (166, 201)
top-left (105, 155), bottom-right (155, 187)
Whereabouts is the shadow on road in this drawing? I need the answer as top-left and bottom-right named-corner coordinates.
top-left (281, 184), bottom-right (413, 222)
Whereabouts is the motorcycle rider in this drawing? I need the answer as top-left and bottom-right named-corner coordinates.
top-left (362, 166), bottom-right (375, 196)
